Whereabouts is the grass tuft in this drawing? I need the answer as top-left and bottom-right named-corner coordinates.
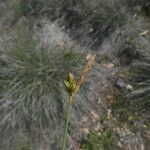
top-left (0, 28), bottom-right (85, 146)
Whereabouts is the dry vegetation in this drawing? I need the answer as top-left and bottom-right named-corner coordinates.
top-left (0, 0), bottom-right (149, 150)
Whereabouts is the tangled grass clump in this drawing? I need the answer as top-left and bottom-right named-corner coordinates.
top-left (128, 60), bottom-right (150, 115)
top-left (11, 0), bottom-right (127, 49)
top-left (12, 0), bottom-right (61, 21)
top-left (112, 40), bottom-right (150, 129)
top-left (0, 29), bottom-right (85, 147)
top-left (60, 0), bottom-right (126, 49)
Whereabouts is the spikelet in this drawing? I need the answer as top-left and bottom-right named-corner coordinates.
top-left (75, 53), bottom-right (96, 93)
top-left (64, 53), bottom-right (96, 97)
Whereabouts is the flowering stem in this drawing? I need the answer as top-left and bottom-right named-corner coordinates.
top-left (62, 53), bottom-right (96, 150)
top-left (62, 96), bottom-right (73, 150)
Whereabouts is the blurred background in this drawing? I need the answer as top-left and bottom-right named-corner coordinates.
top-left (0, 0), bottom-right (149, 149)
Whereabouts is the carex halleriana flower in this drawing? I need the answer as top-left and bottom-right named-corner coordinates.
top-left (62, 53), bottom-right (96, 150)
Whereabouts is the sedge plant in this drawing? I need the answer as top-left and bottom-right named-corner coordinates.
top-left (62, 53), bottom-right (96, 150)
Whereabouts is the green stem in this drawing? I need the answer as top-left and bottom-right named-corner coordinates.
top-left (62, 96), bottom-right (73, 150)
